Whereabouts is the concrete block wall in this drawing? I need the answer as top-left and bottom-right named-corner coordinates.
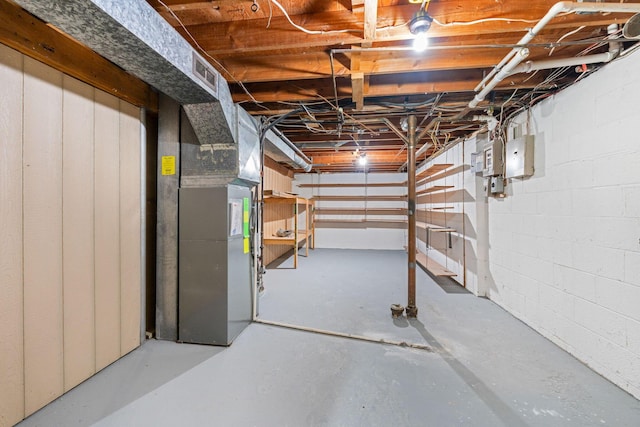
top-left (486, 51), bottom-right (640, 399)
top-left (294, 172), bottom-right (407, 250)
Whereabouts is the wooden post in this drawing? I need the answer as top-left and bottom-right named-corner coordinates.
top-left (406, 115), bottom-right (418, 318)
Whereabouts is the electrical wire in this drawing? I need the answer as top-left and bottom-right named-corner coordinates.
top-left (432, 10), bottom-right (574, 30)
top-left (549, 26), bottom-right (586, 56)
top-left (434, 16), bottom-right (538, 27)
top-left (268, 0), bottom-right (359, 35)
top-left (266, 0), bottom-right (273, 28)
top-left (156, 0), bottom-right (265, 107)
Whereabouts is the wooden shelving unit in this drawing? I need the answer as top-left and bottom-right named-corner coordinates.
top-left (307, 179), bottom-right (407, 229)
top-left (263, 194), bottom-right (314, 268)
top-left (415, 163), bottom-right (458, 277)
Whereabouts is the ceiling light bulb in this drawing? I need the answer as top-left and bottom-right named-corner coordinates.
top-left (413, 31), bottom-right (429, 52)
top-left (358, 154), bottom-right (367, 166)
top-left (409, 8), bottom-right (433, 52)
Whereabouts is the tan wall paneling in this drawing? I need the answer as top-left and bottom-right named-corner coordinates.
top-left (263, 164), bottom-right (294, 265)
top-left (119, 100), bottom-right (142, 356)
top-left (0, 43), bottom-right (25, 427)
top-left (22, 56), bottom-right (65, 415)
top-left (94, 90), bottom-right (122, 371)
top-left (0, 46), bottom-right (145, 423)
top-left (62, 75), bottom-right (96, 392)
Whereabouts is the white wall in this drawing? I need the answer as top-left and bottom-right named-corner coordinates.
top-left (294, 172), bottom-right (407, 250)
top-left (485, 52), bottom-right (640, 399)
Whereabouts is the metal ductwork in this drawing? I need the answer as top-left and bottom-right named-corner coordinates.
top-left (13, 0), bottom-right (236, 144)
top-left (14, 0), bottom-right (309, 172)
top-left (263, 128), bottom-right (313, 172)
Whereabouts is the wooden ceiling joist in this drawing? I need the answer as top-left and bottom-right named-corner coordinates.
top-left (142, 0), bottom-right (636, 173)
top-left (173, 3), bottom-right (628, 55)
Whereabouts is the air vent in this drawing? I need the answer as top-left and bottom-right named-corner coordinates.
top-left (193, 53), bottom-right (218, 95)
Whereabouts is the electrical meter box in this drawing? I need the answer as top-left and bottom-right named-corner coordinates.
top-left (482, 138), bottom-right (504, 177)
top-left (505, 135), bottom-right (535, 179)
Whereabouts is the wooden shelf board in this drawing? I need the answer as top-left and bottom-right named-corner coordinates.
top-left (316, 219), bottom-right (406, 229)
top-left (264, 230), bottom-right (310, 245)
top-left (416, 166), bottom-right (460, 187)
top-left (297, 182), bottom-right (406, 188)
top-left (415, 251), bottom-right (457, 277)
top-left (416, 185), bottom-right (454, 196)
top-left (316, 208), bottom-right (406, 216)
top-left (416, 222), bottom-right (456, 232)
top-left (312, 195), bottom-right (407, 202)
top-left (264, 196), bottom-right (309, 205)
top-left (416, 163), bottom-right (453, 180)
top-left (264, 190), bottom-right (298, 198)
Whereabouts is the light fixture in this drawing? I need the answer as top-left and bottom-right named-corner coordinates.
top-left (400, 117), bottom-right (409, 132)
top-left (357, 153), bottom-right (367, 166)
top-left (409, 6), bottom-right (433, 52)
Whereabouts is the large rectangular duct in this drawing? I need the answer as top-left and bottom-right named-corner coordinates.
top-left (13, 0), bottom-right (237, 145)
top-left (14, 0), bottom-right (219, 104)
top-left (15, 0), bottom-right (312, 172)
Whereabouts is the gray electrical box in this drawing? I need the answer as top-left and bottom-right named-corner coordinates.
top-left (482, 138), bottom-right (504, 177)
top-left (470, 151), bottom-right (484, 174)
top-left (505, 135), bottom-right (535, 179)
top-left (490, 176), bottom-right (505, 194)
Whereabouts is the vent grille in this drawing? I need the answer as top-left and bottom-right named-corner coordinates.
top-left (193, 53), bottom-right (218, 95)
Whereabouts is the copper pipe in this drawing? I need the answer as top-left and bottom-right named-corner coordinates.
top-left (406, 115), bottom-right (418, 318)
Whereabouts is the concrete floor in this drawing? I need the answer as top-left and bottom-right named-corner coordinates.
top-left (19, 249), bottom-right (640, 426)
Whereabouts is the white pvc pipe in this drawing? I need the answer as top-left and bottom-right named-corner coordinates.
top-left (473, 1), bottom-right (640, 93)
top-left (470, 48), bottom-right (530, 108)
top-left (511, 51), bottom-right (615, 75)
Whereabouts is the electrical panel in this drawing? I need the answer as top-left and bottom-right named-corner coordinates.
top-left (482, 138), bottom-right (504, 177)
top-left (505, 135), bottom-right (535, 179)
top-left (470, 152), bottom-right (484, 175)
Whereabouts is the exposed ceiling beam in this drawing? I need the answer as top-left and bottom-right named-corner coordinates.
top-left (220, 48), bottom-right (531, 82)
top-left (363, 0), bottom-right (378, 41)
top-left (149, 0), bottom-right (350, 26)
top-left (231, 70), bottom-right (548, 104)
top-left (351, 71), bottom-right (365, 110)
top-left (172, 3), bottom-right (628, 55)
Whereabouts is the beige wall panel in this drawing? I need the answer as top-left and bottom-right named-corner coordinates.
top-left (119, 100), bottom-right (142, 355)
top-left (22, 57), bottom-right (64, 416)
top-left (94, 90), bottom-right (122, 371)
top-left (0, 44), bottom-right (25, 427)
top-left (62, 76), bottom-right (96, 391)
